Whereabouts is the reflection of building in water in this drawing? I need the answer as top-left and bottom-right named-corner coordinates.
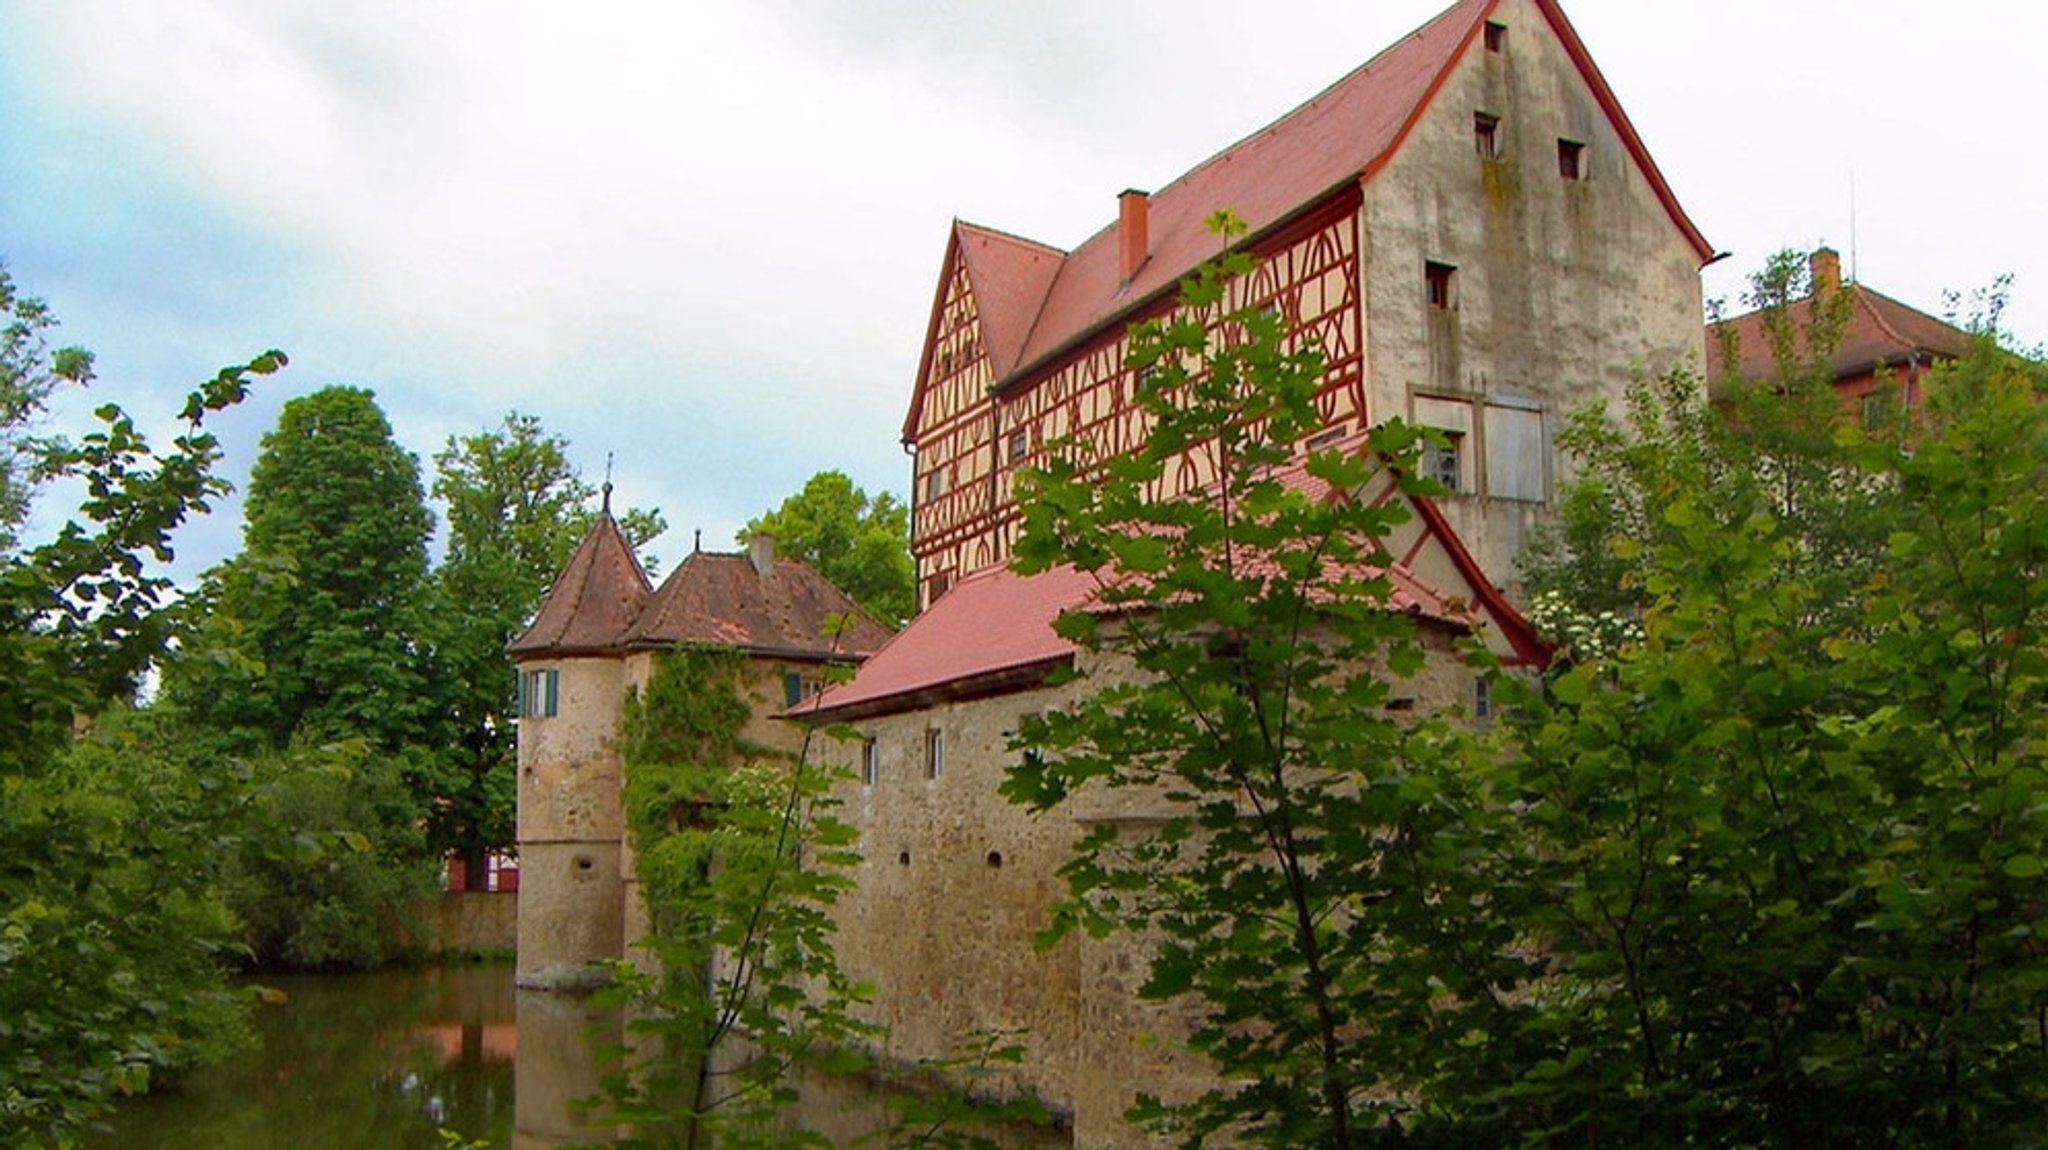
top-left (512, 988), bottom-right (625, 1150)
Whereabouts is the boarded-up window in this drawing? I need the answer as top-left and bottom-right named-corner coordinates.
top-left (1484, 403), bottom-right (1547, 502)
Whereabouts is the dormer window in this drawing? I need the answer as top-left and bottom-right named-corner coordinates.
top-left (1474, 112), bottom-right (1502, 159)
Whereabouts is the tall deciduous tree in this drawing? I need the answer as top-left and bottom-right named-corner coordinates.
top-left (742, 470), bottom-right (913, 623)
top-left (173, 385), bottom-right (437, 751)
top-left (428, 411), bottom-right (664, 878)
top-left (1003, 213), bottom-right (1490, 1147)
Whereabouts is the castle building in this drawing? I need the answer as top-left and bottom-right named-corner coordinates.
top-left (515, 0), bottom-right (1718, 1142)
top-left (507, 521), bottom-right (891, 991)
top-left (903, 0), bottom-right (1713, 611)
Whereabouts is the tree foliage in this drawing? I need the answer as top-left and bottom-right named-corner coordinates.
top-left (1460, 281), bottom-right (2048, 1144)
top-left (600, 646), bottom-right (876, 1149)
top-left (0, 262), bottom-right (284, 1140)
top-left (1003, 213), bottom-right (1489, 1147)
top-left (170, 385), bottom-right (437, 751)
top-left (428, 412), bottom-right (665, 876)
top-left (742, 470), bottom-right (913, 624)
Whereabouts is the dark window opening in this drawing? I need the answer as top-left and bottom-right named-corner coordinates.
top-left (925, 728), bottom-right (944, 780)
top-left (1305, 425), bottom-right (1349, 451)
top-left (861, 737), bottom-right (879, 787)
top-left (1009, 428), bottom-right (1029, 463)
top-left (1425, 261), bottom-right (1457, 309)
top-left (1484, 21), bottom-right (1507, 53)
top-left (1386, 698), bottom-right (1416, 713)
top-left (1558, 138), bottom-right (1586, 181)
top-left (898, 850), bottom-right (911, 867)
top-left (1424, 435), bottom-right (1463, 492)
top-left (1474, 112), bottom-right (1501, 159)
top-left (986, 850), bottom-right (1004, 869)
top-left (1475, 677), bottom-right (1494, 719)
top-left (925, 468), bottom-right (945, 502)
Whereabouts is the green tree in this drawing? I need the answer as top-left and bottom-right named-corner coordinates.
top-left (171, 385), bottom-right (438, 752)
top-left (427, 412), bottom-right (665, 880)
top-left (599, 646), bottom-right (876, 1149)
top-left (1465, 311), bottom-right (2048, 1144)
top-left (741, 470), bottom-right (913, 623)
top-left (161, 385), bottom-right (444, 967)
top-left (0, 264), bottom-right (93, 554)
top-left (0, 261), bottom-right (284, 1139)
top-left (1002, 213), bottom-right (1494, 1147)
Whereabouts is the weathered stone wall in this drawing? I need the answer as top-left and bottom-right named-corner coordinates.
top-left (824, 623), bottom-right (1476, 1149)
top-left (1361, 0), bottom-right (1706, 593)
top-left (419, 892), bottom-right (518, 957)
top-left (517, 655), bottom-right (632, 989)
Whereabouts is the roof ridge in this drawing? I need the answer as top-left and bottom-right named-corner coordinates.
top-left (1849, 283), bottom-right (1917, 354)
top-left (1146, 0), bottom-right (1488, 207)
top-left (955, 218), bottom-right (1067, 257)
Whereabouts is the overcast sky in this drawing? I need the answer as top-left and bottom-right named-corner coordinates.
top-left (2, 0), bottom-right (2041, 581)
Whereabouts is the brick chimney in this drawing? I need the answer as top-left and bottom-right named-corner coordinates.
top-left (1118, 189), bottom-right (1150, 284)
top-left (748, 532), bottom-right (775, 577)
top-left (1810, 247), bottom-right (1842, 293)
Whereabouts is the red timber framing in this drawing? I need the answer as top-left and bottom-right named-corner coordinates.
top-left (910, 189), bottom-right (1365, 604)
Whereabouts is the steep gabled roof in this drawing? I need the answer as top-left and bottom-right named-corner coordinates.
top-left (507, 513), bottom-right (653, 658)
top-left (621, 550), bottom-right (893, 660)
top-left (793, 432), bottom-right (1548, 723)
top-left (902, 0), bottom-right (1713, 438)
top-left (1707, 284), bottom-right (1973, 384)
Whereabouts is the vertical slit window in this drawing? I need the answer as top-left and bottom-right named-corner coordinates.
top-left (1425, 261), bottom-right (1456, 310)
top-left (1558, 138), bottom-right (1587, 180)
top-left (1474, 112), bottom-right (1501, 159)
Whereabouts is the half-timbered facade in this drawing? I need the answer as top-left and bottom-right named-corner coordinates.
top-left (904, 0), bottom-right (1715, 607)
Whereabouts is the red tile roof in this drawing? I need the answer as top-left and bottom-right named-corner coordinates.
top-left (621, 550), bottom-right (893, 660)
top-left (795, 432), bottom-right (1548, 722)
top-left (904, 0), bottom-right (1712, 440)
top-left (787, 561), bottom-right (1099, 722)
top-left (1707, 285), bottom-right (1971, 384)
top-left (507, 513), bottom-right (653, 658)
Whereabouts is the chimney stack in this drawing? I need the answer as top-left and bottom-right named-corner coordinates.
top-left (1118, 189), bottom-right (1150, 284)
top-left (1810, 247), bottom-right (1842, 294)
top-left (748, 532), bottom-right (775, 577)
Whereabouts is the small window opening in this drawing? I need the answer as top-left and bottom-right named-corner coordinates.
top-left (898, 850), bottom-right (912, 867)
top-left (1475, 676), bottom-right (1495, 719)
top-left (783, 671), bottom-right (804, 707)
top-left (519, 667), bottom-right (560, 718)
top-left (1557, 138), bottom-right (1586, 181)
top-left (1386, 697), bottom-right (1416, 713)
top-left (1423, 435), bottom-right (1463, 492)
top-left (925, 468), bottom-right (945, 502)
top-left (1305, 425), bottom-right (1349, 452)
top-left (1009, 428), bottom-right (1029, 463)
top-left (1861, 387), bottom-right (1895, 431)
top-left (861, 737), bottom-right (879, 787)
top-left (1425, 261), bottom-right (1456, 310)
top-left (1474, 112), bottom-right (1501, 159)
top-left (925, 728), bottom-right (944, 780)
top-left (926, 571), bottom-right (952, 603)
top-left (986, 850), bottom-right (1004, 869)
top-left (1484, 21), bottom-right (1507, 53)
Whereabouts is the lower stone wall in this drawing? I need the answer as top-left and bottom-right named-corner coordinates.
top-left (419, 891), bottom-right (519, 957)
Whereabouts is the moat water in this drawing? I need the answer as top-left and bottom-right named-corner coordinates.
top-left (92, 963), bottom-right (1066, 1149)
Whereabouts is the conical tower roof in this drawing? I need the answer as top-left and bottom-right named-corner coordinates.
top-left (507, 512), bottom-right (652, 658)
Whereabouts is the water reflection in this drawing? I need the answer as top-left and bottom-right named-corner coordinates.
top-left (95, 965), bottom-right (1067, 1149)
top-left (91, 965), bottom-right (517, 1150)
